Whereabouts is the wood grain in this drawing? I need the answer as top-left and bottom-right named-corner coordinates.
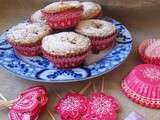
top-left (105, 0), bottom-right (160, 8)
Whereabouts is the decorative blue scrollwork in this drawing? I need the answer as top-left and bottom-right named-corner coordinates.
top-left (0, 17), bottom-right (132, 83)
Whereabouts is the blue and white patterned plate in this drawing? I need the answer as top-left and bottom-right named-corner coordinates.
top-left (0, 17), bottom-right (132, 83)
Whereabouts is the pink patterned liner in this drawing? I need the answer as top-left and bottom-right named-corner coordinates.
top-left (84, 31), bottom-right (117, 52)
top-left (42, 48), bottom-right (90, 69)
top-left (43, 8), bottom-right (83, 29)
top-left (138, 39), bottom-right (160, 65)
top-left (7, 39), bottom-right (42, 57)
top-left (121, 79), bottom-right (160, 109)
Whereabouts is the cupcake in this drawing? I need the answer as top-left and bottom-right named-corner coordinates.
top-left (42, 1), bottom-right (83, 29)
top-left (42, 32), bottom-right (91, 68)
top-left (121, 64), bottom-right (160, 109)
top-left (145, 41), bottom-right (160, 57)
top-left (138, 39), bottom-right (160, 65)
top-left (7, 22), bottom-right (51, 56)
top-left (75, 19), bottom-right (117, 52)
top-left (30, 10), bottom-right (47, 24)
top-left (81, 2), bottom-right (102, 20)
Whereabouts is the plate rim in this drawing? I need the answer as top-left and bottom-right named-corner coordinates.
top-left (0, 17), bottom-right (133, 83)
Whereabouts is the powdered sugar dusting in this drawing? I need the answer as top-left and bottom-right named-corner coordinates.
top-left (42, 32), bottom-right (90, 55)
top-left (7, 23), bottom-right (51, 44)
top-left (30, 10), bottom-right (47, 24)
top-left (43, 1), bottom-right (81, 13)
top-left (60, 96), bottom-right (81, 111)
top-left (81, 2), bottom-right (101, 19)
top-left (75, 19), bottom-right (116, 37)
top-left (143, 67), bottom-right (160, 81)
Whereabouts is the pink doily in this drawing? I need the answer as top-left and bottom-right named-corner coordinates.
top-left (82, 92), bottom-right (119, 120)
top-left (55, 92), bottom-right (89, 120)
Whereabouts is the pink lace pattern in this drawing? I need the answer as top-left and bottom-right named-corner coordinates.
top-left (9, 86), bottom-right (48, 120)
top-left (55, 92), bottom-right (89, 120)
top-left (82, 92), bottom-right (119, 120)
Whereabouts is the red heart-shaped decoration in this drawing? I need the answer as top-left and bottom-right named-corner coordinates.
top-left (21, 86), bottom-right (47, 97)
top-left (9, 86), bottom-right (48, 120)
top-left (12, 92), bottom-right (39, 113)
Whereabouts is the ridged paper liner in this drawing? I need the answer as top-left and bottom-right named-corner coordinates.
top-left (121, 64), bottom-right (160, 109)
top-left (138, 39), bottom-right (160, 65)
top-left (8, 39), bottom-right (42, 57)
top-left (85, 31), bottom-right (117, 52)
top-left (43, 8), bottom-right (83, 29)
top-left (42, 48), bottom-right (90, 69)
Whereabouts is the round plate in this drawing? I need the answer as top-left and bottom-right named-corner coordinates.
top-left (0, 17), bottom-right (132, 83)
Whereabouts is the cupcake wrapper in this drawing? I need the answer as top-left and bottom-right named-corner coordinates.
top-left (42, 49), bottom-right (89, 69)
top-left (88, 31), bottom-right (117, 52)
top-left (121, 64), bottom-right (160, 109)
top-left (43, 8), bottom-right (82, 29)
top-left (121, 81), bottom-right (160, 109)
top-left (8, 41), bottom-right (42, 56)
top-left (138, 39), bottom-right (160, 65)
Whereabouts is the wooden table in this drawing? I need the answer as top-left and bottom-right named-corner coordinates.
top-left (0, 0), bottom-right (160, 119)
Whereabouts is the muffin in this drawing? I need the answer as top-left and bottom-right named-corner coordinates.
top-left (138, 39), bottom-right (160, 65)
top-left (75, 19), bottom-right (117, 52)
top-left (145, 41), bottom-right (160, 57)
top-left (122, 64), bottom-right (160, 109)
top-left (42, 32), bottom-right (91, 68)
top-left (42, 1), bottom-right (83, 29)
top-left (7, 22), bottom-right (51, 56)
top-left (30, 10), bottom-right (47, 24)
top-left (81, 2), bottom-right (102, 20)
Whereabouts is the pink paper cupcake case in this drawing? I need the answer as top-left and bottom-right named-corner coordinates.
top-left (43, 8), bottom-right (82, 29)
top-left (88, 31), bottom-right (117, 52)
top-left (42, 49), bottom-right (89, 69)
top-left (8, 41), bottom-right (42, 56)
top-left (138, 39), bottom-right (160, 65)
top-left (121, 64), bottom-right (160, 109)
top-left (121, 81), bottom-right (160, 109)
